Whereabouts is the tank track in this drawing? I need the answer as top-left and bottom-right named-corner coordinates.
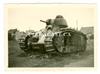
top-left (44, 36), bottom-right (66, 57)
top-left (45, 45), bottom-right (86, 57)
top-left (18, 38), bottom-right (25, 49)
top-left (44, 36), bottom-right (86, 57)
top-left (18, 37), bottom-right (29, 52)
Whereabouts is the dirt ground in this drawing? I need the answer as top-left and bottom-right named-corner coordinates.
top-left (8, 39), bottom-right (94, 67)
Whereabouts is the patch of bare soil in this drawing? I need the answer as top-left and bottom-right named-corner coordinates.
top-left (8, 39), bottom-right (94, 67)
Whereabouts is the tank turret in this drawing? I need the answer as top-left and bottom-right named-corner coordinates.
top-left (54, 15), bottom-right (68, 28)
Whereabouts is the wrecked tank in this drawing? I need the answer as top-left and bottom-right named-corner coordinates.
top-left (18, 15), bottom-right (87, 56)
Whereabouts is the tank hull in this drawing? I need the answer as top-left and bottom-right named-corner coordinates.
top-left (18, 28), bottom-right (87, 55)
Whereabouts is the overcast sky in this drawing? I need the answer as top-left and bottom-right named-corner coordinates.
top-left (7, 4), bottom-right (96, 31)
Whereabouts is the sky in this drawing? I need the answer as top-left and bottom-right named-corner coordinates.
top-left (7, 4), bottom-right (96, 31)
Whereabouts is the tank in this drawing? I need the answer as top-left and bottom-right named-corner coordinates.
top-left (18, 15), bottom-right (87, 56)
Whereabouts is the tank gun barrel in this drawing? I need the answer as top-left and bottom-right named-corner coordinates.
top-left (40, 20), bottom-right (47, 23)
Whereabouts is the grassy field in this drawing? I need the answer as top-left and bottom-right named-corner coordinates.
top-left (8, 39), bottom-right (94, 67)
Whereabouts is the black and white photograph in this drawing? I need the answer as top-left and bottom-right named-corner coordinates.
top-left (4, 4), bottom-right (97, 69)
